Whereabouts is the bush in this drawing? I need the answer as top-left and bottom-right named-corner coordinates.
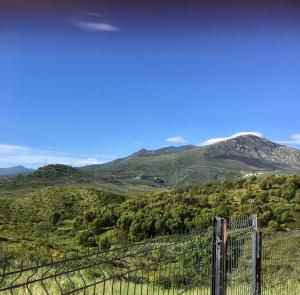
top-left (52, 212), bottom-right (61, 226)
top-left (98, 236), bottom-right (111, 250)
top-left (280, 186), bottom-right (296, 202)
top-left (77, 230), bottom-right (97, 247)
top-left (180, 233), bottom-right (211, 280)
top-left (267, 220), bottom-right (279, 232)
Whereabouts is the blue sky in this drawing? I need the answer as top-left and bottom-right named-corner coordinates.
top-left (0, 3), bottom-right (300, 168)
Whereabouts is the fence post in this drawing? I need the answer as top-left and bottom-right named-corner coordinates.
top-left (252, 214), bottom-right (262, 295)
top-left (258, 231), bottom-right (262, 294)
top-left (212, 217), bottom-right (227, 295)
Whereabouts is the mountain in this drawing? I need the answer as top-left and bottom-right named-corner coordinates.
top-left (0, 166), bottom-right (33, 177)
top-left (206, 135), bottom-right (300, 169)
top-left (80, 135), bottom-right (300, 187)
top-left (1, 135), bottom-right (300, 190)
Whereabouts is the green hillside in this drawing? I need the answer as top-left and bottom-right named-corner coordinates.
top-left (0, 164), bottom-right (95, 188)
top-left (0, 164), bottom-right (164, 195)
top-left (1, 174), bottom-right (299, 265)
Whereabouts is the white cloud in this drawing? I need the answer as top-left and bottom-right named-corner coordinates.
top-left (165, 136), bottom-right (187, 144)
top-left (0, 143), bottom-right (113, 168)
top-left (73, 157), bottom-right (104, 167)
top-left (199, 132), bottom-right (263, 146)
top-left (72, 20), bottom-right (119, 32)
top-left (278, 134), bottom-right (300, 145)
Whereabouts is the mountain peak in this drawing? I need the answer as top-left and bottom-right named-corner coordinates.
top-left (205, 134), bottom-right (300, 171)
top-left (232, 134), bottom-right (263, 139)
top-left (0, 166), bottom-right (33, 177)
top-left (222, 134), bottom-right (266, 143)
top-left (215, 134), bottom-right (279, 148)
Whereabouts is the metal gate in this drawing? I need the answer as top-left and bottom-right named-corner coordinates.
top-left (211, 215), bottom-right (261, 295)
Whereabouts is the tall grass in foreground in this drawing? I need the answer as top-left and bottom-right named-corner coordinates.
top-left (2, 277), bottom-right (300, 295)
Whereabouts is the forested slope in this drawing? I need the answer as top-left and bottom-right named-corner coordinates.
top-left (0, 174), bottom-right (299, 265)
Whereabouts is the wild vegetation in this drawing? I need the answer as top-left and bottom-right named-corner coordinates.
top-left (0, 164), bottom-right (299, 294)
top-left (1, 170), bottom-right (299, 265)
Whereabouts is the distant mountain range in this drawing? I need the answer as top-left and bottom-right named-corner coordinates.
top-left (0, 166), bottom-right (33, 177)
top-left (1, 135), bottom-right (300, 189)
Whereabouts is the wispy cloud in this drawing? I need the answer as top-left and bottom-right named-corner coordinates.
top-left (0, 143), bottom-right (114, 168)
top-left (278, 134), bottom-right (300, 145)
top-left (0, 144), bottom-right (32, 154)
top-left (71, 9), bottom-right (119, 33)
top-left (72, 20), bottom-right (119, 32)
top-left (165, 136), bottom-right (187, 144)
top-left (199, 131), bottom-right (263, 146)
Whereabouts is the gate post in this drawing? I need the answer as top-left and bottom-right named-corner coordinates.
top-left (252, 214), bottom-right (262, 295)
top-left (212, 217), bottom-right (227, 295)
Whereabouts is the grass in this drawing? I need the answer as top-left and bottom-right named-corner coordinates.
top-left (2, 275), bottom-right (299, 295)
top-left (1, 278), bottom-right (210, 295)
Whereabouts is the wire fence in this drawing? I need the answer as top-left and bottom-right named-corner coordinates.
top-left (0, 215), bottom-right (299, 294)
top-left (261, 230), bottom-right (300, 295)
top-left (0, 228), bottom-right (213, 295)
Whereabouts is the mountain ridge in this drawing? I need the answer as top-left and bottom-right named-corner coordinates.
top-left (1, 135), bottom-right (300, 189)
top-left (79, 135), bottom-right (300, 187)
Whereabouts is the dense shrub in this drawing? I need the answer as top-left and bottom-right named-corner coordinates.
top-left (77, 230), bottom-right (97, 247)
top-left (0, 174), bottom-right (299, 262)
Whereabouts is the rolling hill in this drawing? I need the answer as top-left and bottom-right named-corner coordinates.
top-left (0, 164), bottom-right (161, 195)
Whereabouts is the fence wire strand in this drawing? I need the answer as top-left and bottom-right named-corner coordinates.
top-left (0, 228), bottom-right (213, 295)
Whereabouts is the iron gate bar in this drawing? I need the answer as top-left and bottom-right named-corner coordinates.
top-left (252, 214), bottom-right (257, 295)
top-left (251, 214), bottom-right (262, 295)
top-left (211, 217), bottom-right (227, 295)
